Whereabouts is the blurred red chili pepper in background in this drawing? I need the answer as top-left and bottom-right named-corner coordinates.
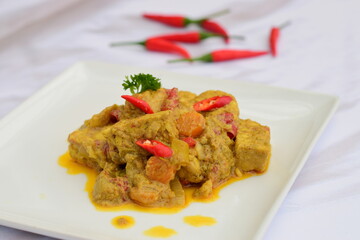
top-left (121, 95), bottom-right (154, 114)
top-left (111, 38), bottom-right (190, 58)
top-left (269, 21), bottom-right (291, 57)
top-left (143, 9), bottom-right (229, 28)
top-left (142, 14), bottom-right (189, 28)
top-left (199, 20), bottom-right (230, 43)
top-left (150, 31), bottom-right (244, 43)
top-left (169, 49), bottom-right (268, 63)
top-left (136, 139), bottom-right (173, 157)
top-left (211, 50), bottom-right (268, 62)
top-left (143, 10), bottom-right (232, 43)
top-left (144, 38), bottom-right (191, 58)
top-left (269, 28), bottom-right (280, 57)
top-left (152, 31), bottom-right (203, 43)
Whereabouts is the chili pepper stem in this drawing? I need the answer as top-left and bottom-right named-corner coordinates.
top-left (277, 20), bottom-right (291, 30)
top-left (168, 58), bottom-right (194, 63)
top-left (192, 9), bottom-right (230, 24)
top-left (110, 41), bottom-right (145, 47)
top-left (200, 8), bottom-right (230, 20)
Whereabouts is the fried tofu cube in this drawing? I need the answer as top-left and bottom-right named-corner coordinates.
top-left (235, 119), bottom-right (271, 172)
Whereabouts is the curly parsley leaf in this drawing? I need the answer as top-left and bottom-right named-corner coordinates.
top-left (122, 73), bottom-right (162, 94)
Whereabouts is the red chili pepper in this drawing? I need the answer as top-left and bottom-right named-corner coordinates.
top-left (211, 50), bottom-right (268, 61)
top-left (136, 139), bottom-right (173, 157)
top-left (199, 20), bottom-right (229, 43)
top-left (269, 28), bottom-right (280, 57)
top-left (145, 38), bottom-right (191, 58)
top-left (143, 9), bottom-right (229, 28)
top-left (193, 96), bottom-right (232, 112)
top-left (149, 31), bottom-right (244, 44)
top-left (152, 32), bottom-right (201, 43)
top-left (121, 95), bottom-right (154, 114)
top-left (143, 14), bottom-right (190, 28)
top-left (110, 38), bottom-right (190, 58)
top-left (169, 49), bottom-right (268, 63)
top-left (269, 21), bottom-right (291, 57)
top-left (181, 137), bottom-right (197, 147)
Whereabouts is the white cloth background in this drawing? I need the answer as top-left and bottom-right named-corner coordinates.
top-left (0, 0), bottom-right (359, 239)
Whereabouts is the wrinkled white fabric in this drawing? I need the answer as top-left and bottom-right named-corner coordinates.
top-left (0, 0), bottom-right (359, 239)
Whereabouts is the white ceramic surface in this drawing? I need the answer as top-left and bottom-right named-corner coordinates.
top-left (0, 62), bottom-right (338, 240)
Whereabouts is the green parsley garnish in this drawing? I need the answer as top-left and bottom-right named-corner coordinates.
top-left (122, 73), bottom-right (162, 94)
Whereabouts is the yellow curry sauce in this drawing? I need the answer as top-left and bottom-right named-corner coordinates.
top-left (183, 215), bottom-right (217, 227)
top-left (111, 215), bottom-right (135, 229)
top-left (59, 152), bottom-right (258, 214)
top-left (143, 226), bottom-right (177, 238)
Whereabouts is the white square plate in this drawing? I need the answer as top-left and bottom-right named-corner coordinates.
top-left (0, 62), bottom-right (338, 240)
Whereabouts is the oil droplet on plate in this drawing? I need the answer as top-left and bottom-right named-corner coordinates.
top-left (111, 215), bottom-right (135, 229)
top-left (183, 215), bottom-right (217, 227)
top-left (143, 226), bottom-right (177, 238)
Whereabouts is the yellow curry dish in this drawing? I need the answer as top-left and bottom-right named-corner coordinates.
top-left (67, 74), bottom-right (271, 208)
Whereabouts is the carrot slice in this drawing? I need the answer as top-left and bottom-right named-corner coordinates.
top-left (145, 156), bottom-right (175, 184)
top-left (176, 111), bottom-right (205, 137)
